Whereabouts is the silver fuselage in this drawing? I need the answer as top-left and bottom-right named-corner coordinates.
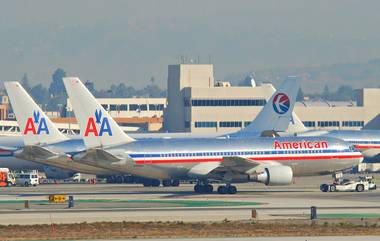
top-left (74, 136), bottom-right (362, 180)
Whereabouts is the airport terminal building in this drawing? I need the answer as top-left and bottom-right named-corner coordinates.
top-left (164, 64), bottom-right (380, 133)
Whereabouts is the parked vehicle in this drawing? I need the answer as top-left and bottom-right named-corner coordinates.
top-left (0, 168), bottom-right (16, 187)
top-left (71, 173), bottom-right (96, 183)
top-left (15, 171), bottom-right (39, 187)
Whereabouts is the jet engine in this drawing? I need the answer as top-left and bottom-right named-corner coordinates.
top-left (250, 165), bottom-right (293, 186)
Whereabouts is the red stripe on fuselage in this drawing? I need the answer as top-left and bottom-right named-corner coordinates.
top-left (134, 154), bottom-right (363, 164)
top-left (354, 145), bottom-right (380, 150)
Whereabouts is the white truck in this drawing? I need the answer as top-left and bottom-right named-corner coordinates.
top-left (321, 173), bottom-right (376, 192)
top-left (71, 173), bottom-right (97, 183)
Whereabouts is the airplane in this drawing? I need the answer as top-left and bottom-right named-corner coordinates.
top-left (63, 77), bottom-right (363, 194)
top-left (288, 114), bottom-right (380, 163)
top-left (2, 77), bottom-right (299, 182)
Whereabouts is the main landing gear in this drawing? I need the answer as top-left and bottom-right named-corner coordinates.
top-left (217, 184), bottom-right (237, 194)
top-left (194, 181), bottom-right (237, 194)
top-left (194, 183), bottom-right (214, 193)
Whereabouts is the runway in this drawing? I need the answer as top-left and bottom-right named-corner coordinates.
top-left (0, 174), bottom-right (379, 225)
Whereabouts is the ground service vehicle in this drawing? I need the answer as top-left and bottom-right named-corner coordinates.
top-left (0, 168), bottom-right (16, 187)
top-left (15, 171), bottom-right (39, 187)
top-left (321, 173), bottom-right (376, 192)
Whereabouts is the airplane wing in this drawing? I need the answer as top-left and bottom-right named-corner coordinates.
top-left (189, 156), bottom-right (282, 180)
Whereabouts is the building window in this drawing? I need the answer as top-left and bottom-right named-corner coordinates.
top-left (129, 104), bottom-right (139, 111)
top-left (191, 99), bottom-right (266, 107)
top-left (149, 104), bottom-right (165, 111)
top-left (195, 121), bottom-right (217, 128)
top-left (342, 121), bottom-right (364, 127)
top-left (303, 121), bottom-right (316, 127)
top-left (119, 104), bottom-right (128, 111)
top-left (317, 121), bottom-right (340, 127)
top-left (219, 121), bottom-right (242, 128)
top-left (244, 121), bottom-right (251, 127)
top-left (109, 104), bottom-right (117, 111)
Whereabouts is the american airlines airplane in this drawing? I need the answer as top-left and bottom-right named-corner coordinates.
top-left (63, 77), bottom-right (363, 194)
top-left (2, 77), bottom-right (299, 181)
top-left (289, 114), bottom-right (380, 163)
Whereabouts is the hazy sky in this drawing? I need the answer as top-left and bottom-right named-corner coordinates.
top-left (1, 0), bottom-right (380, 89)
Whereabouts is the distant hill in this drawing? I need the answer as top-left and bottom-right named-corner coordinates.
top-left (225, 59), bottom-right (380, 93)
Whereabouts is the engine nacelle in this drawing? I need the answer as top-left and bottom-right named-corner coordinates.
top-left (250, 166), bottom-right (293, 186)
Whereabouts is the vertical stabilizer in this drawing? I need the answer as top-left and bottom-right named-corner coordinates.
top-left (63, 77), bottom-right (135, 148)
top-left (237, 76), bottom-right (300, 134)
top-left (4, 82), bottom-right (68, 145)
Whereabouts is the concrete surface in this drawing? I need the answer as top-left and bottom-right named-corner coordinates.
top-left (0, 174), bottom-right (379, 225)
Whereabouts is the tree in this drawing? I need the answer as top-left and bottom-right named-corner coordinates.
top-left (322, 84), bottom-right (330, 100)
top-left (21, 73), bottom-right (31, 92)
top-left (30, 84), bottom-right (49, 109)
top-left (333, 85), bottom-right (354, 101)
top-left (296, 87), bottom-right (305, 101)
top-left (49, 68), bottom-right (66, 97)
top-left (47, 68), bottom-right (67, 111)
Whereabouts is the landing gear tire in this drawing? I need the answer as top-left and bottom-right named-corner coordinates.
top-left (162, 180), bottom-right (171, 187)
top-left (227, 185), bottom-right (237, 194)
top-left (205, 184), bottom-right (213, 193)
top-left (116, 176), bottom-right (123, 184)
top-left (356, 184), bottom-right (364, 192)
top-left (217, 186), bottom-right (228, 194)
top-left (171, 179), bottom-right (180, 187)
top-left (194, 184), bottom-right (204, 193)
top-left (194, 184), bottom-right (213, 193)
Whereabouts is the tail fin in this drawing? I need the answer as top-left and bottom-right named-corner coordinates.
top-left (287, 112), bottom-right (309, 134)
top-left (237, 76), bottom-right (300, 134)
top-left (63, 77), bottom-right (135, 148)
top-left (4, 82), bottom-right (68, 145)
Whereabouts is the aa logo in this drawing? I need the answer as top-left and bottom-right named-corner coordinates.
top-left (24, 111), bottom-right (49, 135)
top-left (84, 109), bottom-right (112, 136)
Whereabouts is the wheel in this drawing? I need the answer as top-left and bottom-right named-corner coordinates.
top-left (320, 184), bottom-right (329, 192)
top-left (162, 180), bottom-right (171, 187)
top-left (143, 180), bottom-right (152, 187)
top-left (194, 184), bottom-right (204, 193)
top-left (115, 176), bottom-right (123, 184)
top-left (329, 185), bottom-right (336, 192)
top-left (356, 184), bottom-right (364, 192)
top-left (106, 176), bottom-right (115, 183)
top-left (151, 179), bottom-right (161, 187)
top-left (217, 186), bottom-right (228, 194)
top-left (171, 179), bottom-right (180, 187)
top-left (205, 184), bottom-right (213, 193)
top-left (227, 185), bottom-right (237, 194)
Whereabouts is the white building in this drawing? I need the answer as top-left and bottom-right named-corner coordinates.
top-left (164, 64), bottom-right (380, 133)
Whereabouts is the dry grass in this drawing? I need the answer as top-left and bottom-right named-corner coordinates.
top-left (0, 220), bottom-right (379, 240)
